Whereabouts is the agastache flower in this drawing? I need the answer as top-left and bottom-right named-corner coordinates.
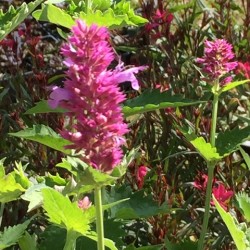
top-left (196, 39), bottom-right (238, 85)
top-left (136, 166), bottom-right (148, 189)
top-left (48, 20), bottom-right (146, 172)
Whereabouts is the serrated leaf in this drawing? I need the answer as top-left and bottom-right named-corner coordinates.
top-left (213, 196), bottom-right (248, 250)
top-left (0, 173), bottom-right (25, 203)
top-left (24, 100), bottom-right (66, 114)
top-left (32, 4), bottom-right (75, 28)
top-left (42, 188), bottom-right (90, 235)
top-left (76, 167), bottom-right (117, 191)
top-left (9, 124), bottom-right (71, 154)
top-left (216, 126), bottom-right (250, 156)
top-left (0, 220), bottom-right (30, 249)
top-left (45, 173), bottom-right (66, 186)
top-left (123, 89), bottom-right (205, 117)
top-left (0, 0), bottom-right (45, 40)
top-left (18, 231), bottom-right (37, 250)
top-left (236, 192), bottom-right (250, 222)
top-left (220, 80), bottom-right (250, 93)
top-left (13, 162), bottom-right (31, 189)
top-left (21, 183), bottom-right (47, 212)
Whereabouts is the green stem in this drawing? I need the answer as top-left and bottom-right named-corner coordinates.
top-left (0, 203), bottom-right (4, 228)
top-left (63, 230), bottom-right (78, 250)
top-left (197, 162), bottom-right (215, 250)
top-left (198, 83), bottom-right (220, 250)
top-left (210, 92), bottom-right (219, 147)
top-left (95, 187), bottom-right (105, 250)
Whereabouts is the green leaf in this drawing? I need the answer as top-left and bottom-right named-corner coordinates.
top-left (0, 0), bottom-right (45, 41)
top-left (239, 146), bottom-right (250, 170)
top-left (45, 173), bottom-right (66, 186)
top-left (0, 220), bottom-right (30, 249)
top-left (33, 4), bottom-right (75, 28)
top-left (76, 167), bottom-right (117, 192)
top-left (18, 231), bottom-right (37, 250)
top-left (0, 173), bottom-right (25, 203)
top-left (85, 231), bottom-right (118, 250)
top-left (9, 124), bottom-right (71, 154)
top-left (108, 187), bottom-right (169, 219)
top-left (216, 126), bottom-right (250, 157)
top-left (213, 196), bottom-right (248, 250)
top-left (42, 188), bottom-right (90, 235)
top-left (21, 183), bottom-right (47, 212)
top-left (236, 192), bottom-right (250, 223)
top-left (13, 162), bottom-right (31, 189)
top-left (123, 89), bottom-right (205, 117)
top-left (0, 159), bottom-right (6, 178)
top-left (220, 80), bottom-right (250, 93)
top-left (24, 100), bottom-right (66, 114)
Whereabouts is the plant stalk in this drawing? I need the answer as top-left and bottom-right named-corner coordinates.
top-left (63, 230), bottom-right (78, 250)
top-left (198, 85), bottom-right (220, 250)
top-left (0, 203), bottom-right (4, 228)
top-left (95, 187), bottom-right (105, 250)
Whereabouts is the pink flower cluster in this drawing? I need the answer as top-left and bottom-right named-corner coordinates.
top-left (197, 39), bottom-right (238, 85)
top-left (48, 20), bottom-right (146, 172)
top-left (194, 173), bottom-right (233, 211)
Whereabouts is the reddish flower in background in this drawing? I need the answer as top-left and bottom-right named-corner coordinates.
top-left (193, 173), bottom-right (233, 211)
top-left (236, 61), bottom-right (250, 79)
top-left (196, 39), bottom-right (238, 85)
top-left (211, 183), bottom-right (234, 211)
top-left (48, 20), bottom-right (147, 172)
top-left (136, 166), bottom-right (148, 189)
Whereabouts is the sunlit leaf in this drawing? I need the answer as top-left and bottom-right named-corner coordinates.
top-left (123, 89), bottom-right (205, 117)
top-left (220, 80), bottom-right (250, 93)
top-left (213, 196), bottom-right (248, 250)
top-left (18, 231), bottom-right (37, 250)
top-left (9, 124), bottom-right (71, 154)
top-left (42, 188), bottom-right (90, 235)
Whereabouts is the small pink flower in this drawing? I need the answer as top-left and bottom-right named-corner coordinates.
top-left (136, 166), bottom-right (148, 189)
top-left (236, 61), bottom-right (250, 79)
top-left (196, 39), bottom-right (238, 85)
top-left (78, 196), bottom-right (92, 210)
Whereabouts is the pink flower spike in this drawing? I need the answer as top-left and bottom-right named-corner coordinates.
top-left (196, 39), bottom-right (238, 85)
top-left (136, 166), bottom-right (148, 189)
top-left (78, 196), bottom-right (92, 210)
top-left (47, 20), bottom-right (146, 172)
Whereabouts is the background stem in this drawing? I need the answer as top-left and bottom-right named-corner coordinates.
top-left (95, 187), bottom-right (105, 250)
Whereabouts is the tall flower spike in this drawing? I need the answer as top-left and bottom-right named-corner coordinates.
top-left (48, 20), bottom-right (147, 172)
top-left (196, 39), bottom-right (238, 85)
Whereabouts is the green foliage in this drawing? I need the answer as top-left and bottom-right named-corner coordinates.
top-left (124, 245), bottom-right (163, 250)
top-left (213, 196), bottom-right (249, 250)
top-left (21, 183), bottom-right (47, 212)
top-left (123, 89), bottom-right (205, 117)
top-left (0, 172), bottom-right (25, 203)
top-left (107, 187), bottom-right (169, 219)
top-left (219, 80), bottom-right (250, 94)
top-left (236, 192), bottom-right (250, 223)
top-left (18, 231), bottom-right (37, 250)
top-left (42, 188), bottom-right (90, 235)
top-left (216, 126), bottom-right (250, 156)
top-left (239, 146), bottom-right (250, 170)
top-left (33, 4), bottom-right (75, 28)
top-left (9, 124), bottom-right (71, 154)
top-left (0, 0), bottom-right (45, 40)
top-left (24, 100), bottom-right (66, 114)
top-left (0, 220), bottom-right (30, 249)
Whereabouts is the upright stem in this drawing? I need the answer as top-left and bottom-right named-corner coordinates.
top-left (63, 230), bottom-right (78, 250)
top-left (198, 84), bottom-right (220, 250)
top-left (94, 187), bottom-right (105, 250)
top-left (197, 162), bottom-right (215, 250)
top-left (0, 203), bottom-right (5, 228)
top-left (210, 92), bottom-right (219, 147)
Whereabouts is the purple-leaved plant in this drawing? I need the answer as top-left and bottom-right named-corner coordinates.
top-left (196, 39), bottom-right (238, 85)
top-left (48, 20), bottom-right (146, 172)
